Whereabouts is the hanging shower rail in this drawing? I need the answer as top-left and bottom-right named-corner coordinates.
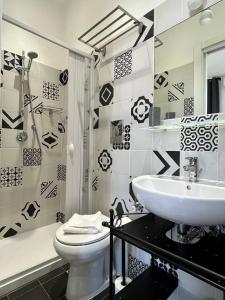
top-left (78, 6), bottom-right (143, 54)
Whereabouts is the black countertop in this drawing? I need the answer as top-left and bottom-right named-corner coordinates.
top-left (111, 214), bottom-right (225, 291)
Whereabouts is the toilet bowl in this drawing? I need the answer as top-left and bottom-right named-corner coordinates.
top-left (54, 215), bottom-right (110, 300)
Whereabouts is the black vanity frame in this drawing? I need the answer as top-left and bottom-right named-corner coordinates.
top-left (103, 210), bottom-right (225, 299)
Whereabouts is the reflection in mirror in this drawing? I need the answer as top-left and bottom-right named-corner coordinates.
top-left (154, 0), bottom-right (225, 126)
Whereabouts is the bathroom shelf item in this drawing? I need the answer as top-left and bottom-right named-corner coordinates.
top-left (103, 212), bottom-right (225, 298)
top-left (78, 6), bottom-right (143, 54)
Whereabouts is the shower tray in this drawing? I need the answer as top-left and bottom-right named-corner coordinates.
top-left (0, 222), bottom-right (63, 296)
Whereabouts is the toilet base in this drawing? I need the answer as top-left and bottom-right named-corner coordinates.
top-left (66, 254), bottom-right (109, 300)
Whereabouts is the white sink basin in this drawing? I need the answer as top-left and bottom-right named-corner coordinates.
top-left (132, 175), bottom-right (225, 226)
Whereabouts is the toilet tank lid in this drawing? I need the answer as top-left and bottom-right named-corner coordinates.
top-left (55, 215), bottom-right (110, 246)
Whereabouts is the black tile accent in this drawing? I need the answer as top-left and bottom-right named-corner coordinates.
top-left (8, 280), bottom-right (39, 299)
top-left (39, 266), bottom-right (65, 284)
top-left (42, 272), bottom-right (68, 300)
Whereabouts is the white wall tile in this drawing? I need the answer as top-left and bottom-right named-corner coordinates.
top-left (130, 127), bottom-right (153, 150)
top-left (130, 150), bottom-right (152, 177)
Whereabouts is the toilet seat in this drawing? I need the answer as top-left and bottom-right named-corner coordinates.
top-left (55, 216), bottom-right (110, 246)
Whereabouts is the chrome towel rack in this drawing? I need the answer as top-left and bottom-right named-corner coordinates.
top-left (78, 5), bottom-right (143, 55)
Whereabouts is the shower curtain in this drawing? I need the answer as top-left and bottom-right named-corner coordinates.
top-left (66, 51), bottom-right (93, 220)
top-left (207, 77), bottom-right (220, 114)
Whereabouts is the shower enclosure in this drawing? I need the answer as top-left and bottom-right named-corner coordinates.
top-left (0, 12), bottom-right (94, 296)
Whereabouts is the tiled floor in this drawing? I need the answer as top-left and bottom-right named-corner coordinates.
top-left (0, 264), bottom-right (109, 300)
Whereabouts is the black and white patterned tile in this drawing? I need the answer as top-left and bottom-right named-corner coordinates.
top-left (154, 71), bottom-right (169, 90)
top-left (181, 124), bottom-right (218, 152)
top-left (23, 148), bottom-right (42, 166)
top-left (3, 50), bottom-right (22, 72)
top-left (128, 254), bottom-right (149, 280)
top-left (181, 113), bottom-right (218, 124)
top-left (168, 82), bottom-right (184, 102)
top-left (2, 110), bottom-right (24, 129)
top-left (114, 50), bottom-right (132, 80)
top-left (41, 181), bottom-right (58, 199)
top-left (133, 10), bottom-right (154, 47)
top-left (131, 96), bottom-right (153, 124)
top-left (58, 122), bottom-right (65, 133)
top-left (92, 175), bottom-right (98, 191)
top-left (56, 211), bottom-right (65, 223)
top-left (0, 69), bottom-right (3, 88)
top-left (0, 167), bottom-right (23, 188)
top-left (57, 164), bottom-right (66, 181)
top-left (24, 94), bottom-right (43, 114)
top-left (98, 149), bottom-right (112, 172)
top-left (111, 196), bottom-right (129, 218)
top-left (113, 124), bottom-right (131, 150)
top-left (21, 201), bottom-right (40, 220)
top-left (184, 97), bottom-right (194, 116)
top-left (0, 223), bottom-right (21, 238)
top-left (99, 83), bottom-right (114, 106)
top-left (42, 131), bottom-right (59, 149)
top-left (153, 151), bottom-right (180, 176)
top-left (43, 81), bottom-right (60, 101)
top-left (59, 69), bottom-right (68, 86)
top-left (93, 108), bottom-right (99, 129)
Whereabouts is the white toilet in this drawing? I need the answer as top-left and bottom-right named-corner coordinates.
top-left (54, 215), bottom-right (110, 300)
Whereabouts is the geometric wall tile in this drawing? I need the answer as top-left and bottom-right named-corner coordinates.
top-left (59, 69), bottom-right (68, 86)
top-left (2, 110), bottom-right (24, 129)
top-left (153, 256), bottom-right (178, 278)
top-left (184, 97), bottom-right (194, 116)
top-left (99, 83), bottom-right (114, 106)
top-left (0, 167), bottom-right (23, 188)
top-left (181, 113), bottom-right (218, 124)
top-left (57, 164), bottom-right (66, 181)
top-left (131, 96), bottom-right (152, 124)
top-left (114, 50), bottom-right (132, 80)
top-left (56, 211), bottom-right (65, 223)
top-left (41, 181), bottom-right (58, 199)
top-left (93, 108), bottom-right (99, 129)
top-left (153, 151), bottom-right (180, 176)
top-left (0, 223), bottom-right (21, 238)
top-left (43, 81), bottom-right (60, 101)
top-left (98, 149), bottom-right (112, 172)
top-left (111, 196), bottom-right (129, 218)
top-left (3, 50), bottom-right (22, 72)
top-left (181, 124), bottom-right (218, 152)
top-left (21, 201), bottom-right (40, 220)
top-left (23, 148), bottom-right (42, 166)
top-left (42, 131), bottom-right (59, 149)
top-left (128, 254), bottom-right (149, 280)
top-left (58, 122), bottom-right (65, 133)
top-left (113, 124), bottom-right (131, 150)
top-left (92, 175), bottom-right (98, 191)
top-left (133, 10), bottom-right (154, 47)
top-left (154, 71), bottom-right (169, 90)
top-left (24, 94), bottom-right (43, 114)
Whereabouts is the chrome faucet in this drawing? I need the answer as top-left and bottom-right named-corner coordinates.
top-left (183, 157), bottom-right (199, 182)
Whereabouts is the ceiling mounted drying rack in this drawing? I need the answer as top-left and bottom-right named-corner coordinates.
top-left (78, 5), bottom-right (143, 56)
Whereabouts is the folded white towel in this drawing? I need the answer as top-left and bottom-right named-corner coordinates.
top-left (63, 211), bottom-right (103, 234)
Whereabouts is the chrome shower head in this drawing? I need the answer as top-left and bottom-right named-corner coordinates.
top-left (27, 51), bottom-right (38, 60)
top-left (27, 51), bottom-right (38, 71)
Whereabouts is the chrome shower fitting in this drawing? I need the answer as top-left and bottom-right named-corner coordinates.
top-left (16, 131), bottom-right (28, 143)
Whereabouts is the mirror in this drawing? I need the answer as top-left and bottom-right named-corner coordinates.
top-left (154, 0), bottom-right (225, 126)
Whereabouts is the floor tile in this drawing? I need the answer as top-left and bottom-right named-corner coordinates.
top-left (39, 267), bottom-right (65, 284)
top-left (0, 297), bottom-right (8, 300)
top-left (11, 286), bottom-right (49, 300)
top-left (42, 272), bottom-right (68, 300)
top-left (8, 281), bottom-right (39, 299)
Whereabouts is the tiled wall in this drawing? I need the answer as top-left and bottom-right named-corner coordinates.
top-left (92, 0), bottom-right (224, 298)
top-left (0, 49), bottom-right (67, 239)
